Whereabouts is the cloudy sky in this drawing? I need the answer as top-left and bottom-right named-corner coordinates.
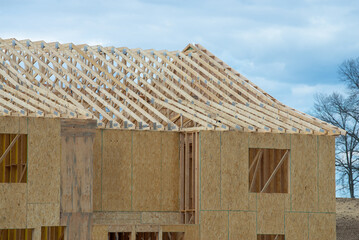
top-left (1, 0), bottom-right (359, 113)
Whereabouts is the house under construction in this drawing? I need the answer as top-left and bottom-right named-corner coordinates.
top-left (0, 38), bottom-right (343, 240)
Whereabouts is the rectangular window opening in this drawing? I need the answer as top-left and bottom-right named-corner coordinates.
top-left (41, 226), bottom-right (65, 240)
top-left (257, 234), bottom-right (285, 240)
top-left (0, 134), bottom-right (28, 183)
top-left (108, 232), bottom-right (131, 240)
top-left (0, 229), bottom-right (33, 240)
top-left (249, 148), bottom-right (289, 193)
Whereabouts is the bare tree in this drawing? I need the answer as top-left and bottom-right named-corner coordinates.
top-left (313, 93), bottom-right (359, 198)
top-left (313, 57), bottom-right (359, 198)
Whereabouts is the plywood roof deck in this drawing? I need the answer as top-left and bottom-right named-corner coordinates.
top-left (0, 38), bottom-right (345, 135)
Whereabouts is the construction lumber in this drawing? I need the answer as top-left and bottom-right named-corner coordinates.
top-left (0, 38), bottom-right (345, 135)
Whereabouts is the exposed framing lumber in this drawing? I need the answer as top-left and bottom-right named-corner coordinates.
top-left (261, 150), bottom-right (289, 193)
top-left (0, 38), bottom-right (345, 135)
top-left (249, 148), bottom-right (289, 193)
top-left (0, 134), bottom-right (20, 165)
top-left (179, 132), bottom-right (198, 224)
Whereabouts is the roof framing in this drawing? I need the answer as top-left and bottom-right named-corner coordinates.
top-left (0, 38), bottom-right (345, 135)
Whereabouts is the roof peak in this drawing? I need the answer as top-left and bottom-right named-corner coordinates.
top-left (0, 38), bottom-right (345, 135)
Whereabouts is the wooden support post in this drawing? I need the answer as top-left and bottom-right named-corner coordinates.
top-left (185, 133), bottom-right (190, 224)
top-left (179, 133), bottom-right (185, 223)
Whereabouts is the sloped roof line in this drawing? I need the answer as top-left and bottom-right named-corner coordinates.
top-left (0, 38), bottom-right (345, 135)
top-left (190, 43), bottom-right (344, 135)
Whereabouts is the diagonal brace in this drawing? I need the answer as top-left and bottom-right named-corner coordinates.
top-left (0, 134), bottom-right (20, 165)
top-left (261, 150), bottom-right (289, 193)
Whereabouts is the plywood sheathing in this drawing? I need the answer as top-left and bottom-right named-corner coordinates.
top-left (132, 131), bottom-right (162, 211)
top-left (28, 118), bottom-right (61, 203)
top-left (200, 131), bottom-right (221, 210)
top-left (318, 136), bottom-right (336, 212)
top-left (161, 133), bottom-right (180, 211)
top-left (285, 212), bottom-right (308, 240)
top-left (229, 211), bottom-right (256, 240)
top-left (60, 119), bottom-right (96, 240)
top-left (60, 119), bottom-right (96, 213)
top-left (221, 131), bottom-right (249, 210)
top-left (161, 225), bottom-right (199, 240)
top-left (93, 130), bottom-right (102, 211)
top-left (0, 184), bottom-right (27, 228)
top-left (102, 130), bottom-right (132, 211)
top-left (94, 130), bottom-right (179, 212)
top-left (309, 213), bottom-right (336, 240)
top-left (26, 203), bottom-right (60, 228)
top-left (141, 212), bottom-right (181, 225)
top-left (93, 212), bottom-right (141, 225)
top-left (291, 134), bottom-right (318, 212)
top-left (0, 38), bottom-right (345, 135)
top-left (257, 194), bottom-right (286, 234)
top-left (198, 131), bottom-right (336, 239)
top-left (61, 212), bottom-right (93, 240)
top-left (0, 116), bottom-right (27, 134)
top-left (200, 211), bottom-right (228, 240)
top-left (91, 225), bottom-right (108, 240)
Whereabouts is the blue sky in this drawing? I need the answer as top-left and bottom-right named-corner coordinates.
top-left (1, 0), bottom-right (359, 112)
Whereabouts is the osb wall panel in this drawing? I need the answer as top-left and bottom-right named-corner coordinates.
top-left (221, 132), bottom-right (248, 211)
top-left (92, 225), bottom-right (108, 240)
top-left (102, 130), bottom-right (132, 211)
top-left (318, 136), bottom-right (336, 212)
top-left (309, 213), bottom-right (336, 240)
top-left (162, 225), bottom-right (199, 240)
top-left (285, 212), bottom-right (308, 240)
top-left (248, 193), bottom-right (257, 211)
top-left (0, 116), bottom-right (27, 134)
top-left (62, 212), bottom-right (92, 240)
top-left (257, 194), bottom-right (285, 234)
top-left (291, 134), bottom-right (318, 212)
top-left (27, 203), bottom-right (60, 228)
top-left (132, 131), bottom-right (162, 211)
top-left (93, 130), bottom-right (102, 211)
top-left (200, 211), bottom-right (228, 240)
top-left (229, 211), bottom-right (256, 240)
top-left (97, 130), bottom-right (179, 212)
top-left (141, 212), bottom-right (181, 225)
top-left (60, 134), bottom-right (94, 213)
top-left (27, 118), bottom-right (61, 203)
top-left (249, 133), bottom-right (290, 149)
top-left (0, 184), bottom-right (27, 228)
top-left (161, 132), bottom-right (179, 211)
top-left (93, 212), bottom-right (141, 225)
top-left (200, 131), bottom-right (221, 210)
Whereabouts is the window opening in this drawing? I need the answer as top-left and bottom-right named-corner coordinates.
top-left (249, 148), bottom-right (289, 193)
top-left (0, 134), bottom-right (27, 183)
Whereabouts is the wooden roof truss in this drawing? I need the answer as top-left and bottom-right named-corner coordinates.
top-left (0, 38), bottom-right (345, 135)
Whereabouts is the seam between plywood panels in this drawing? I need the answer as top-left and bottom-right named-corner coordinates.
top-left (290, 134), bottom-right (292, 212)
top-left (26, 117), bottom-right (28, 228)
top-left (160, 133), bottom-right (163, 211)
top-left (101, 129), bottom-right (103, 211)
top-left (131, 131), bottom-right (133, 211)
top-left (220, 132), bottom-right (222, 209)
top-left (199, 131), bottom-right (201, 240)
top-left (317, 136), bottom-right (319, 211)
